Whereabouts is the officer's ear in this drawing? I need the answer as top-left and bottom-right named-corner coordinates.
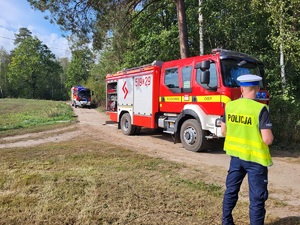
top-left (240, 86), bottom-right (245, 94)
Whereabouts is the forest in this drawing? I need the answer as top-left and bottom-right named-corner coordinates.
top-left (0, 0), bottom-right (299, 145)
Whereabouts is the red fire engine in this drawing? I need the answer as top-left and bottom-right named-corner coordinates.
top-left (106, 49), bottom-right (269, 152)
top-left (71, 86), bottom-right (92, 108)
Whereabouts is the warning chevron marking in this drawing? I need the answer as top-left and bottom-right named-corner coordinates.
top-left (122, 81), bottom-right (128, 99)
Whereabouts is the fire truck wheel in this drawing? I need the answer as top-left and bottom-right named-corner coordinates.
top-left (120, 113), bottom-right (136, 135)
top-left (180, 119), bottom-right (208, 152)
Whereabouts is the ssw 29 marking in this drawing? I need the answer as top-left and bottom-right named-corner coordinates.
top-left (135, 76), bottom-right (151, 87)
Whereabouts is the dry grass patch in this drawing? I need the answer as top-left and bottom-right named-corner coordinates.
top-left (0, 138), bottom-right (227, 224)
top-left (0, 126), bottom-right (78, 145)
top-left (0, 137), bottom-right (292, 225)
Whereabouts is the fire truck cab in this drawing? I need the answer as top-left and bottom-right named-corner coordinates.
top-left (106, 49), bottom-right (269, 152)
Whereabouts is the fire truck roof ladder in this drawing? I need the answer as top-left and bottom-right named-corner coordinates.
top-left (122, 60), bottom-right (164, 74)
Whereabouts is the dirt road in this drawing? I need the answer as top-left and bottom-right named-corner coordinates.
top-left (1, 107), bottom-right (299, 219)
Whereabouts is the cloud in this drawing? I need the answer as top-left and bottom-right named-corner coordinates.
top-left (0, 27), bottom-right (15, 52)
top-left (41, 33), bottom-right (71, 59)
top-left (0, 0), bottom-right (71, 59)
top-left (0, 18), bottom-right (8, 28)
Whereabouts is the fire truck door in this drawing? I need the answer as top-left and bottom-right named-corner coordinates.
top-left (160, 66), bottom-right (192, 113)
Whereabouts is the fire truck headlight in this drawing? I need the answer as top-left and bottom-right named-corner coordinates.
top-left (215, 118), bottom-right (222, 127)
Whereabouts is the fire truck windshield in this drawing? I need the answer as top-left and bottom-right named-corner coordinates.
top-left (221, 59), bottom-right (264, 88)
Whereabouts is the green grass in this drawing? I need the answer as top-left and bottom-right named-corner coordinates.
top-left (0, 98), bottom-right (76, 137)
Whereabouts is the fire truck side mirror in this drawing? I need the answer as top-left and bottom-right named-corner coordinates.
top-left (201, 71), bottom-right (210, 84)
top-left (195, 60), bottom-right (210, 71)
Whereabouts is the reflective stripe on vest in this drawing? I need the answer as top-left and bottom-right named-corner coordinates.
top-left (224, 98), bottom-right (273, 167)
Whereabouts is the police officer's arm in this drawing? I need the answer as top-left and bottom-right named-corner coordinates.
top-left (261, 129), bottom-right (273, 145)
top-left (259, 107), bottom-right (274, 146)
top-left (221, 122), bottom-right (226, 136)
top-left (221, 114), bottom-right (226, 136)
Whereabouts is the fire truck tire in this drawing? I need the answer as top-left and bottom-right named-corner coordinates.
top-left (180, 119), bottom-right (209, 152)
top-left (120, 113), bottom-right (136, 135)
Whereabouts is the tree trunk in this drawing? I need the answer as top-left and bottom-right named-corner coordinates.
top-left (278, 3), bottom-right (286, 94)
top-left (198, 0), bottom-right (204, 55)
top-left (174, 0), bottom-right (189, 58)
top-left (279, 10), bottom-right (286, 93)
top-left (280, 43), bottom-right (286, 91)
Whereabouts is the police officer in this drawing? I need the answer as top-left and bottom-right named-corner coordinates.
top-left (221, 74), bottom-right (274, 225)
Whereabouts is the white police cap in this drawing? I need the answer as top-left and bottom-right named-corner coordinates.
top-left (237, 74), bottom-right (262, 86)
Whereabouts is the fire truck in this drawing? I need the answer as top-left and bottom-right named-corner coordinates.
top-left (71, 86), bottom-right (91, 108)
top-left (105, 49), bottom-right (269, 152)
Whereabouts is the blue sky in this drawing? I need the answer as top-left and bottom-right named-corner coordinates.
top-left (0, 0), bottom-right (71, 58)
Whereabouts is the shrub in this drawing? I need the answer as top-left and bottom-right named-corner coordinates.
top-left (269, 95), bottom-right (300, 147)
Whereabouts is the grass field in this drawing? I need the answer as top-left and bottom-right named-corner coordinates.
top-left (0, 98), bottom-right (75, 137)
top-left (0, 137), bottom-right (252, 225)
top-left (0, 99), bottom-right (297, 224)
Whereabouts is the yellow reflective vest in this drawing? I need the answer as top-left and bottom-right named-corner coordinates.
top-left (224, 98), bottom-right (273, 167)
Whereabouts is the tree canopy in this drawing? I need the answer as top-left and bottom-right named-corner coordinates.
top-left (66, 47), bottom-right (94, 89)
top-left (7, 28), bottom-right (64, 99)
top-left (25, 0), bottom-right (300, 99)
top-left (0, 0), bottom-right (298, 143)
